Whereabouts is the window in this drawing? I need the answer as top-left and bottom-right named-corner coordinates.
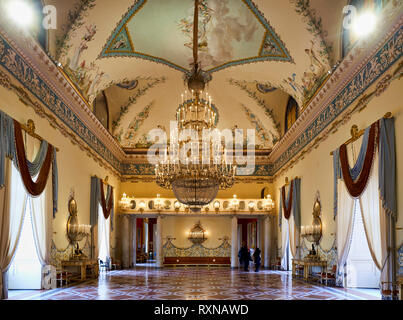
top-left (341, 0), bottom-right (384, 58)
top-left (346, 199), bottom-right (380, 288)
top-left (98, 204), bottom-right (110, 263)
top-left (93, 91), bottom-right (110, 130)
top-left (285, 96), bottom-right (298, 133)
top-left (8, 164), bottom-right (42, 290)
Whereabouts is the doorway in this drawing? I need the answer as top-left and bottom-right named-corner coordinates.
top-left (346, 200), bottom-right (380, 288)
top-left (8, 200), bottom-right (42, 290)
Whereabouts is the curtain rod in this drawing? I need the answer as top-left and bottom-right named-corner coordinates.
top-left (21, 119), bottom-right (59, 152)
top-left (94, 175), bottom-right (112, 187)
top-left (282, 176), bottom-right (299, 187)
top-left (329, 112), bottom-right (392, 156)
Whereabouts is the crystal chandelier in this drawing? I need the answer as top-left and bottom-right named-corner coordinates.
top-left (155, 81), bottom-right (236, 212)
top-left (155, 0), bottom-right (236, 212)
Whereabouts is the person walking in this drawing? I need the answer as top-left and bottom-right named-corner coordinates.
top-left (253, 248), bottom-right (262, 272)
top-left (239, 242), bottom-right (252, 271)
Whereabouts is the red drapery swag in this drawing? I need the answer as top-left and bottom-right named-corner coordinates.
top-left (339, 121), bottom-right (379, 198)
top-left (100, 180), bottom-right (113, 220)
top-left (14, 120), bottom-right (54, 196)
top-left (281, 180), bottom-right (294, 220)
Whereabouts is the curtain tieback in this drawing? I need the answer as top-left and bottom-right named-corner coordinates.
top-left (13, 120), bottom-right (54, 197)
top-left (339, 122), bottom-right (378, 198)
top-left (282, 180), bottom-right (294, 220)
top-left (100, 181), bottom-right (113, 219)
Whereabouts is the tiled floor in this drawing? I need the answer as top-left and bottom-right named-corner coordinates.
top-left (7, 267), bottom-right (381, 300)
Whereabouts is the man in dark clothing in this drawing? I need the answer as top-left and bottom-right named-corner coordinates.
top-left (253, 248), bottom-right (262, 272)
top-left (239, 242), bottom-right (252, 271)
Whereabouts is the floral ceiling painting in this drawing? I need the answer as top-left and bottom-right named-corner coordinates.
top-left (61, 23), bottom-right (107, 104)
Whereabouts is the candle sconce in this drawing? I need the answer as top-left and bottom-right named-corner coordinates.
top-left (301, 197), bottom-right (323, 245)
top-left (66, 197), bottom-right (91, 260)
top-left (188, 221), bottom-right (207, 245)
top-left (214, 200), bottom-right (220, 213)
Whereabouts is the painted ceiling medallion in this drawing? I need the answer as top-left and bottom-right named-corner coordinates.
top-left (256, 83), bottom-right (277, 94)
top-left (100, 0), bottom-right (293, 73)
top-left (117, 80), bottom-right (139, 90)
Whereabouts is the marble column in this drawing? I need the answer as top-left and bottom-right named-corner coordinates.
top-left (121, 215), bottom-right (130, 269)
top-left (156, 215), bottom-right (163, 268)
top-left (264, 216), bottom-right (271, 269)
top-left (131, 217), bottom-right (137, 267)
top-left (231, 216), bottom-right (238, 268)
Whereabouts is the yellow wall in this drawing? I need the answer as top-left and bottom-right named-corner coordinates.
top-left (120, 180), bottom-right (273, 200)
top-left (273, 67), bottom-right (403, 253)
top-left (0, 83), bottom-right (121, 256)
top-left (162, 216), bottom-right (232, 248)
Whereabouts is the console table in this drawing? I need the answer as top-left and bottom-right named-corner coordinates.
top-left (61, 259), bottom-right (99, 281)
top-left (292, 259), bottom-right (327, 281)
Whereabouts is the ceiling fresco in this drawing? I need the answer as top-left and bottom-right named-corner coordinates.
top-left (100, 0), bottom-right (293, 72)
top-left (50, 0), bottom-right (341, 152)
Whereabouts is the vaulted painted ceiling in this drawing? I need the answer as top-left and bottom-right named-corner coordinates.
top-left (45, 0), bottom-right (346, 151)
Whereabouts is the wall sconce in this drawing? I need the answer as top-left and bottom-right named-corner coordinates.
top-left (66, 197), bottom-right (91, 260)
top-left (248, 201), bottom-right (255, 212)
top-left (155, 194), bottom-right (162, 211)
top-left (188, 221), bottom-right (207, 244)
top-left (174, 201), bottom-right (181, 212)
top-left (214, 200), bottom-right (220, 213)
top-left (204, 206), bottom-right (210, 213)
top-left (139, 200), bottom-right (146, 212)
top-left (301, 198), bottom-right (322, 244)
top-left (119, 193), bottom-right (131, 209)
top-left (231, 194), bottom-right (239, 211)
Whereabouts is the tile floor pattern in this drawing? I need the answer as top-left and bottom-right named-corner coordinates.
top-left (7, 267), bottom-right (381, 300)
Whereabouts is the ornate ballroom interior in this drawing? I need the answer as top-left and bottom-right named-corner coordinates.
top-left (0, 0), bottom-right (402, 302)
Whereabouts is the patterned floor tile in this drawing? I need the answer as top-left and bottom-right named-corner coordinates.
top-left (7, 267), bottom-right (381, 300)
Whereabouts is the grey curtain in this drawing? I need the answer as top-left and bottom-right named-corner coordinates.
top-left (379, 117), bottom-right (396, 219)
top-left (292, 178), bottom-right (301, 228)
top-left (0, 110), bottom-right (15, 188)
top-left (90, 176), bottom-right (100, 226)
